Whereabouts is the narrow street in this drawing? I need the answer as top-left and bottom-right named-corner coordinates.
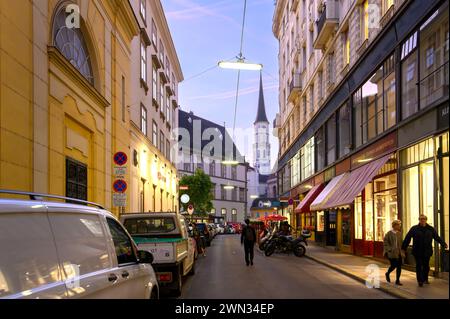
top-left (180, 235), bottom-right (395, 299)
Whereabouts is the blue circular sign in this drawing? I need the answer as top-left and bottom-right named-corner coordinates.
top-left (113, 180), bottom-right (127, 193)
top-left (114, 152), bottom-right (128, 166)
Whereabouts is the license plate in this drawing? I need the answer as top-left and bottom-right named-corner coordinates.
top-left (138, 243), bottom-right (174, 262)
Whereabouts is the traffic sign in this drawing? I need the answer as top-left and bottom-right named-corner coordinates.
top-left (180, 194), bottom-right (190, 204)
top-left (113, 193), bottom-right (127, 207)
top-left (114, 152), bottom-right (128, 166)
top-left (113, 179), bottom-right (128, 193)
top-left (179, 185), bottom-right (189, 191)
top-left (187, 205), bottom-right (194, 215)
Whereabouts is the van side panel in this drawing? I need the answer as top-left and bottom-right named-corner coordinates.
top-left (0, 213), bottom-right (66, 299)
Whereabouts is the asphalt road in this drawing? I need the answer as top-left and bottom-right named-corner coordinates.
top-left (179, 234), bottom-right (395, 299)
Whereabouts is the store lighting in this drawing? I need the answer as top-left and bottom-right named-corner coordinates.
top-left (218, 60), bottom-right (263, 71)
top-left (222, 160), bottom-right (240, 165)
top-left (304, 185), bottom-right (313, 190)
top-left (358, 158), bottom-right (373, 163)
top-left (224, 185), bottom-right (235, 190)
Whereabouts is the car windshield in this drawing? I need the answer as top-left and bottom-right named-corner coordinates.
top-left (124, 217), bottom-right (176, 234)
top-left (196, 223), bottom-right (206, 231)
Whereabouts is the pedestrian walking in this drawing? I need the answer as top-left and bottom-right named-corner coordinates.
top-left (241, 219), bottom-right (257, 266)
top-left (401, 215), bottom-right (448, 287)
top-left (192, 222), bottom-right (206, 257)
top-left (383, 220), bottom-right (404, 285)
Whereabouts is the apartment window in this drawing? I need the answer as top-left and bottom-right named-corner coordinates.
top-left (384, 54), bottom-right (397, 129)
top-left (309, 30), bottom-right (314, 56)
top-left (343, 30), bottom-right (350, 66)
top-left (301, 137), bottom-right (315, 181)
top-left (419, 4), bottom-right (449, 109)
top-left (66, 158), bottom-right (87, 201)
top-left (121, 76), bottom-right (126, 122)
top-left (166, 94), bottom-right (171, 124)
top-left (211, 184), bottom-right (216, 199)
top-left (231, 188), bottom-right (237, 201)
top-left (309, 85), bottom-right (314, 114)
top-left (140, 105), bottom-right (147, 135)
top-left (140, 0), bottom-right (146, 23)
top-left (221, 208), bottom-right (227, 216)
top-left (152, 121), bottom-right (158, 147)
top-left (210, 161), bottom-right (216, 176)
top-left (152, 65), bottom-right (158, 102)
top-left (327, 52), bottom-right (335, 86)
top-left (160, 131), bottom-right (165, 154)
top-left (183, 163), bottom-right (191, 172)
top-left (166, 139), bottom-right (170, 161)
top-left (361, 0), bottom-right (369, 41)
top-left (160, 82), bottom-right (165, 116)
top-left (326, 114), bottom-right (336, 165)
top-left (318, 71), bottom-right (323, 101)
top-left (315, 126), bottom-right (325, 172)
top-left (338, 101), bottom-right (351, 158)
top-left (302, 47), bottom-right (307, 71)
top-left (231, 209), bottom-right (237, 222)
top-left (159, 40), bottom-right (165, 65)
top-left (221, 164), bottom-right (227, 178)
top-left (221, 187), bottom-right (227, 200)
top-left (401, 32), bottom-right (418, 120)
top-left (239, 188), bottom-right (245, 202)
top-left (140, 40), bottom-right (147, 83)
top-left (151, 19), bottom-right (157, 47)
top-left (291, 153), bottom-right (300, 186)
top-left (231, 166), bottom-right (237, 180)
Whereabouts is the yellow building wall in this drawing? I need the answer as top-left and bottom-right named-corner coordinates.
top-left (0, 0), bottom-right (139, 216)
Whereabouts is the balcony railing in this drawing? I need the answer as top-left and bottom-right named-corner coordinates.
top-left (314, 0), bottom-right (339, 50)
top-left (288, 73), bottom-right (302, 102)
top-left (420, 61), bottom-right (449, 109)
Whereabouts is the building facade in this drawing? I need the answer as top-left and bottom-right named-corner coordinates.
top-left (0, 0), bottom-right (139, 215)
top-left (128, 0), bottom-right (183, 213)
top-left (177, 110), bottom-right (248, 223)
top-left (273, 0), bottom-right (448, 276)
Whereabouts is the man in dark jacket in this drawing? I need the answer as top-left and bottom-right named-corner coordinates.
top-left (241, 219), bottom-right (257, 266)
top-left (402, 215), bottom-right (448, 287)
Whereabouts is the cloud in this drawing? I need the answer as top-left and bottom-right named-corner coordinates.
top-left (185, 83), bottom-right (278, 101)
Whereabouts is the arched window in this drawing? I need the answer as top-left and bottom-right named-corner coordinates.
top-left (52, 5), bottom-right (94, 84)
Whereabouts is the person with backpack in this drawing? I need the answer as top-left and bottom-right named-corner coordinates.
top-left (241, 219), bottom-right (257, 266)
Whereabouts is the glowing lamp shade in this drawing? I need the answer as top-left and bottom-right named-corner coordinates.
top-left (223, 185), bottom-right (235, 190)
top-left (218, 61), bottom-right (263, 71)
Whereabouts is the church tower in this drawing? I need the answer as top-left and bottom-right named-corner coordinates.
top-left (253, 73), bottom-right (271, 175)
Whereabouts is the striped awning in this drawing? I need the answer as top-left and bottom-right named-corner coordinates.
top-left (294, 183), bottom-right (325, 213)
top-left (310, 174), bottom-right (349, 211)
top-left (319, 154), bottom-right (392, 210)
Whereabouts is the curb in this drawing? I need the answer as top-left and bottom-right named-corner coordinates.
top-left (304, 254), bottom-right (419, 299)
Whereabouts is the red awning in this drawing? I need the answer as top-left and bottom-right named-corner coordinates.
top-left (320, 154), bottom-right (392, 210)
top-left (294, 184), bottom-right (325, 213)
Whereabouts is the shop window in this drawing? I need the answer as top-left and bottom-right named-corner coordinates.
top-left (401, 32), bottom-right (419, 119)
top-left (419, 2), bottom-right (449, 108)
top-left (364, 182), bottom-right (374, 241)
top-left (291, 153), bottom-right (300, 187)
top-left (384, 55), bottom-right (397, 129)
top-left (315, 127), bottom-right (326, 172)
top-left (338, 101), bottom-right (351, 158)
top-left (401, 140), bottom-right (436, 233)
top-left (326, 114), bottom-right (336, 165)
top-left (374, 172), bottom-right (398, 242)
top-left (317, 212), bottom-right (325, 232)
top-left (342, 210), bottom-right (352, 245)
top-left (354, 196), bottom-right (363, 239)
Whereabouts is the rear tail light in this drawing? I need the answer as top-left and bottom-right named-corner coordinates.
top-left (158, 273), bottom-right (172, 282)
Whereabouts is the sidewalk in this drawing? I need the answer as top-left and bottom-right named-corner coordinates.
top-left (305, 243), bottom-right (449, 299)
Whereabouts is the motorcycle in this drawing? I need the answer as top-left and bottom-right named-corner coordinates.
top-left (259, 228), bottom-right (277, 251)
top-left (264, 230), bottom-right (311, 257)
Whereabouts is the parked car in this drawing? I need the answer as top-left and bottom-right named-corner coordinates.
top-left (208, 224), bottom-right (218, 238)
top-left (121, 213), bottom-right (196, 297)
top-left (195, 223), bottom-right (212, 246)
top-left (0, 190), bottom-right (158, 299)
top-left (216, 224), bottom-right (225, 234)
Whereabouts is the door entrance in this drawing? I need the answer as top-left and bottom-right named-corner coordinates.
top-left (326, 211), bottom-right (337, 246)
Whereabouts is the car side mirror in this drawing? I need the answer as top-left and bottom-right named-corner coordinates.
top-left (137, 250), bottom-right (154, 264)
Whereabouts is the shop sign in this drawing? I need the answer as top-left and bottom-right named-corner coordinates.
top-left (437, 104), bottom-right (449, 130)
top-left (351, 132), bottom-right (397, 169)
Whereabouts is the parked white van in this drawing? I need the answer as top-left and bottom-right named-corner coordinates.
top-left (0, 190), bottom-right (159, 299)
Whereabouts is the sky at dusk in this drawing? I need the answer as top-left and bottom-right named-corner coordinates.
top-left (162, 0), bottom-right (280, 169)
